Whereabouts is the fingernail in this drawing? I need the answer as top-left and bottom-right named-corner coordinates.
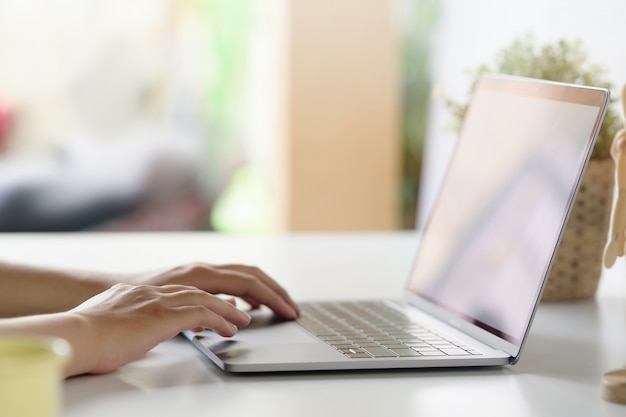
top-left (241, 311), bottom-right (251, 323)
top-left (229, 323), bottom-right (238, 334)
top-left (286, 305), bottom-right (298, 319)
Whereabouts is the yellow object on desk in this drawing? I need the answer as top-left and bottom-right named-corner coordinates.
top-left (0, 335), bottom-right (71, 417)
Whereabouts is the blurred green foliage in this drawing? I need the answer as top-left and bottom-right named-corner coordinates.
top-left (198, 0), bottom-right (258, 230)
top-left (400, 0), bottom-right (440, 229)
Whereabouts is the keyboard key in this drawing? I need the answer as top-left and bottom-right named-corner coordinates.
top-left (347, 338), bottom-right (372, 344)
top-left (389, 348), bottom-right (422, 357)
top-left (330, 343), bottom-right (358, 350)
top-left (405, 342), bottom-right (431, 348)
top-left (413, 347), bottom-right (444, 355)
top-left (439, 348), bottom-right (472, 356)
top-left (430, 342), bottom-right (455, 349)
top-left (338, 347), bottom-right (366, 355)
top-left (418, 350), bottom-right (446, 356)
top-left (321, 336), bottom-right (346, 342)
top-left (357, 343), bottom-right (381, 348)
top-left (362, 347), bottom-right (398, 357)
top-left (382, 344), bottom-right (408, 350)
top-left (366, 337), bottom-right (391, 343)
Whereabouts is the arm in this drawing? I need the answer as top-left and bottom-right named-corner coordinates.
top-left (0, 262), bottom-right (112, 317)
top-left (0, 283), bottom-right (251, 377)
top-left (0, 261), bottom-right (300, 376)
top-left (0, 261), bottom-right (299, 319)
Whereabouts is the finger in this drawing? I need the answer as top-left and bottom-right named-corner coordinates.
top-left (216, 265), bottom-right (300, 315)
top-left (205, 269), bottom-right (298, 319)
top-left (174, 305), bottom-right (240, 337)
top-left (160, 286), bottom-right (251, 326)
top-left (217, 271), bottom-right (298, 318)
top-left (164, 264), bottom-right (299, 319)
top-left (242, 296), bottom-right (261, 310)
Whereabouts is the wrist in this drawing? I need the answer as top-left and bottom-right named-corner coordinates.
top-left (0, 312), bottom-right (98, 377)
top-left (60, 312), bottom-right (101, 377)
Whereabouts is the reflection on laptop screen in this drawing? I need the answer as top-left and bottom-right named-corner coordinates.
top-left (408, 76), bottom-right (607, 345)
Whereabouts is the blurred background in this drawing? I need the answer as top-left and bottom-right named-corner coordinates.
top-left (0, 0), bottom-right (624, 233)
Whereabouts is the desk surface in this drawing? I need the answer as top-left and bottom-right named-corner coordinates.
top-left (1, 231), bottom-right (625, 417)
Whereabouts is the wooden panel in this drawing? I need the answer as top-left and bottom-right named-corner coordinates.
top-left (280, 0), bottom-right (400, 231)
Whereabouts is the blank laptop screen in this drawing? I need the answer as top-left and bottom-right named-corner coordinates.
top-left (407, 75), bottom-right (608, 345)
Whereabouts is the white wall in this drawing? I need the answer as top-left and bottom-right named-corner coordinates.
top-left (418, 0), bottom-right (626, 228)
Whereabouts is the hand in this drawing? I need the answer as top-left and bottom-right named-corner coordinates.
top-left (126, 263), bottom-right (300, 319)
top-left (68, 283), bottom-right (252, 375)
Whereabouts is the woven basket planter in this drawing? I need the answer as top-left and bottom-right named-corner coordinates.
top-left (541, 158), bottom-right (615, 301)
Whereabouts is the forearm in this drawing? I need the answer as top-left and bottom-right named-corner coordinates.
top-left (0, 262), bottom-right (115, 317)
top-left (0, 312), bottom-right (97, 377)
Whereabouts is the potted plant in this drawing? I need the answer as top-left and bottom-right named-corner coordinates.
top-left (444, 36), bottom-right (623, 301)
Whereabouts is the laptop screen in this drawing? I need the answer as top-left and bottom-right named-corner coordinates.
top-left (407, 75), bottom-right (608, 345)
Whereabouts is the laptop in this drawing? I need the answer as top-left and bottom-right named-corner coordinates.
top-left (183, 74), bottom-right (610, 372)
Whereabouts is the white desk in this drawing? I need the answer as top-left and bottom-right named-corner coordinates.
top-left (1, 231), bottom-right (625, 416)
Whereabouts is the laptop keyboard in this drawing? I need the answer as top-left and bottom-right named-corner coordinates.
top-left (297, 301), bottom-right (482, 358)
